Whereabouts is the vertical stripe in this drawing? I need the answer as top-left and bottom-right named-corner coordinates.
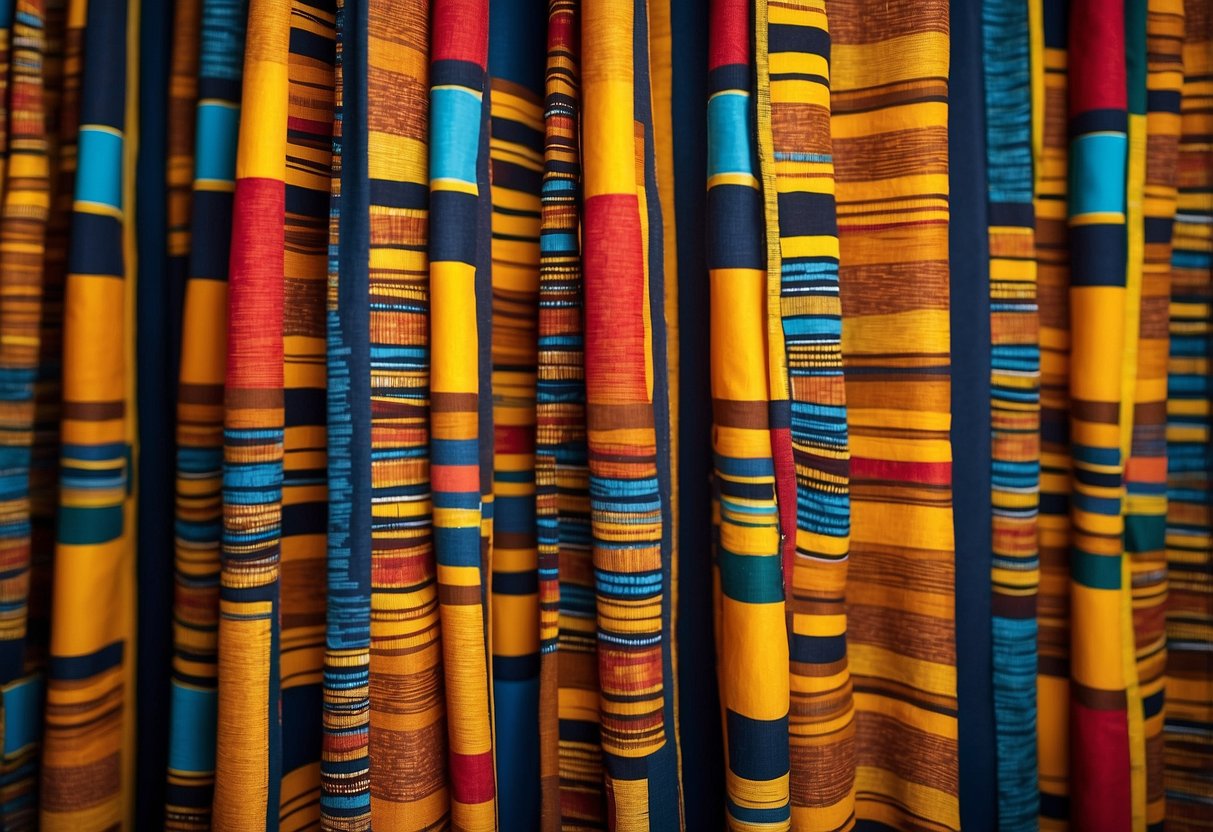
top-left (1164, 0), bottom-right (1211, 826)
top-left (582, 0), bottom-right (685, 824)
top-left (0, 0), bottom-right (49, 824)
top-left (279, 1), bottom-right (335, 826)
top-left (536, 1), bottom-right (604, 826)
top-left (486, 2), bottom-right (545, 824)
top-left (1034, 2), bottom-right (1075, 825)
top-left (710, 0), bottom-right (792, 828)
top-left (212, 0), bottom-right (289, 826)
top-left (950, 0), bottom-right (998, 827)
top-left (166, 0), bottom-right (247, 826)
top-left (1065, 0), bottom-right (1132, 827)
top-left (42, 0), bottom-right (138, 826)
top-left (982, 0), bottom-right (1042, 825)
top-left (830, 1), bottom-right (960, 829)
top-left (366, 0), bottom-right (450, 828)
top-left (320, 0), bottom-right (371, 826)
top-left (429, 1), bottom-right (498, 826)
top-left (1126, 2), bottom-right (1184, 829)
top-left (761, 1), bottom-right (857, 828)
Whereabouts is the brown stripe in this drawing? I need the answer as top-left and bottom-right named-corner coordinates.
top-left (431, 391), bottom-right (479, 412)
top-left (586, 401), bottom-right (654, 431)
top-left (1070, 398), bottom-right (1121, 424)
top-left (1071, 680), bottom-right (1128, 711)
top-left (712, 398), bottom-right (770, 429)
top-left (178, 383), bottom-right (224, 405)
top-left (62, 400), bottom-right (125, 421)
top-left (439, 583), bottom-right (483, 607)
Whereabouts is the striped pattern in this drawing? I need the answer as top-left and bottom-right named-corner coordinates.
top-left (166, 0), bottom-right (247, 826)
top-left (708, 0), bottom-right (791, 828)
top-left (1164, 0), bottom-right (1212, 825)
top-left (761, 2), bottom-right (855, 828)
top-left (0, 0), bottom-right (49, 701)
top-left (320, 0), bottom-right (372, 825)
top-left (0, 0), bottom-right (49, 824)
top-left (1065, 1), bottom-right (1132, 828)
top-left (0, 0), bottom-right (15, 203)
top-left (1121, 1), bottom-right (1150, 823)
top-left (279, 1), bottom-right (334, 826)
top-left (32, 0), bottom-right (73, 690)
top-left (1126, 1), bottom-right (1184, 828)
top-left (535, 1), bottom-right (604, 826)
top-left (0, 4), bottom-right (1198, 829)
top-left (166, 0), bottom-right (199, 288)
top-left (42, 0), bottom-right (137, 827)
top-left (211, 0), bottom-right (289, 825)
top-left (829, 1), bottom-right (960, 830)
top-left (486, 3), bottom-right (544, 825)
top-left (428, 2), bottom-right (498, 826)
top-left (581, 0), bottom-right (683, 825)
top-left (1032, 1), bottom-right (1075, 826)
top-left (365, 0), bottom-right (450, 827)
top-left (982, 0), bottom-right (1041, 827)
top-left (21, 0), bottom-right (69, 816)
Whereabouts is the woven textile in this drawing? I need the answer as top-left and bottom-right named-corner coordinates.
top-left (0, 1), bottom-right (1205, 829)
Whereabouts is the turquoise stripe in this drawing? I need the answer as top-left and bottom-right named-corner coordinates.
top-left (1069, 132), bottom-right (1128, 216)
top-left (707, 92), bottom-right (754, 177)
top-left (430, 87), bottom-right (484, 183)
top-left (76, 128), bottom-right (125, 209)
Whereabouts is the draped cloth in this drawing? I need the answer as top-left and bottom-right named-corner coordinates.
top-left (0, 1), bottom-right (1201, 830)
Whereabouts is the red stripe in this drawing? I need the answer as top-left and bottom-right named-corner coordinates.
top-left (1068, 0), bottom-right (1126, 114)
top-left (431, 463), bottom-right (481, 493)
top-left (227, 177), bottom-right (284, 389)
top-left (583, 194), bottom-right (649, 404)
top-left (287, 116), bottom-right (333, 136)
top-left (770, 426), bottom-right (797, 591)
top-left (850, 457), bottom-right (953, 486)
top-left (432, 0), bottom-right (488, 65)
top-left (449, 750), bottom-right (496, 805)
top-left (1070, 701), bottom-right (1132, 832)
top-left (495, 424), bottom-right (535, 454)
top-left (709, 0), bottom-right (749, 69)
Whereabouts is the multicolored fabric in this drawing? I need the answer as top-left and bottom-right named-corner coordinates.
top-left (1126, 0), bottom-right (1184, 827)
top-left (1065, 1), bottom-right (1133, 828)
top-left (363, 0), bottom-right (448, 825)
top-left (760, 1), bottom-right (854, 826)
top-left (320, 0), bottom-right (371, 825)
top-left (830, 2), bottom-right (960, 830)
top-left (982, 0), bottom-right (1041, 826)
top-left (0, 0), bottom-right (50, 823)
top-left (535, 3), bottom-right (604, 828)
top-left (166, 1), bottom-right (247, 826)
top-left (429, 1), bottom-right (498, 826)
top-left (1032, 0), bottom-right (1075, 826)
top-left (278, 2), bottom-right (334, 826)
top-left (581, 0), bottom-right (683, 825)
top-left (486, 3), bottom-right (544, 824)
top-left (0, 3), bottom-right (1205, 830)
top-left (707, 0), bottom-right (791, 827)
top-left (1165, 0), bottom-right (1212, 825)
top-left (211, 0), bottom-right (289, 825)
top-left (43, 0), bottom-right (138, 827)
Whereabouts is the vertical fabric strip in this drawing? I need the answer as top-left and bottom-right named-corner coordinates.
top-left (1164, 1), bottom-right (1211, 826)
top-left (982, 0), bottom-right (1042, 825)
top-left (166, 1), bottom-right (246, 825)
top-left (830, 1), bottom-right (961, 828)
top-left (429, 1), bottom-right (498, 825)
top-left (212, 0), bottom-right (289, 825)
top-left (42, 0), bottom-right (137, 826)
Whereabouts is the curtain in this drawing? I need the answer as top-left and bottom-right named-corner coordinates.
top-left (0, 0), bottom-right (1205, 829)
